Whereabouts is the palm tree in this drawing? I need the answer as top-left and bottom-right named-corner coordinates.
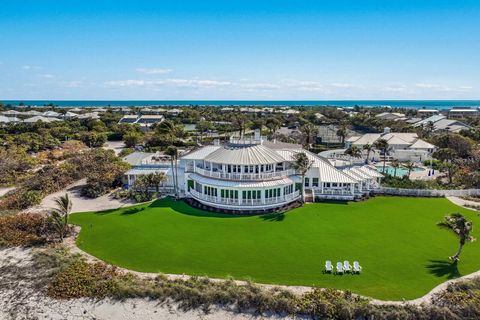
top-left (404, 161), bottom-right (415, 179)
top-left (336, 126), bottom-right (347, 145)
top-left (345, 145), bottom-right (362, 159)
top-left (156, 120), bottom-right (187, 145)
top-left (390, 160), bottom-right (400, 177)
top-left (48, 193), bottom-right (72, 242)
top-left (165, 146), bottom-right (179, 197)
top-left (146, 172), bottom-right (167, 193)
top-left (374, 138), bottom-right (389, 173)
top-left (291, 152), bottom-right (313, 204)
top-left (438, 213), bottom-right (475, 261)
top-left (363, 143), bottom-right (373, 164)
top-left (299, 122), bottom-right (319, 146)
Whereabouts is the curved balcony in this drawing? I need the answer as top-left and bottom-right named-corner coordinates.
top-left (189, 189), bottom-right (301, 209)
top-left (190, 166), bottom-right (296, 181)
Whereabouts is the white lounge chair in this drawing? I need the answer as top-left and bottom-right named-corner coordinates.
top-left (353, 261), bottom-right (362, 273)
top-left (325, 260), bottom-right (333, 273)
top-left (336, 262), bottom-right (344, 274)
top-left (343, 260), bottom-right (352, 273)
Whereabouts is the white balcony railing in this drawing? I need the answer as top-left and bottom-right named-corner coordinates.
top-left (189, 189), bottom-right (300, 207)
top-left (190, 166), bottom-right (296, 181)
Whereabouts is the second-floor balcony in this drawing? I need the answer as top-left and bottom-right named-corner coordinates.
top-left (187, 166), bottom-right (296, 181)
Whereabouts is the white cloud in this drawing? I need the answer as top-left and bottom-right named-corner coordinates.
top-left (22, 65), bottom-right (42, 70)
top-left (240, 83), bottom-right (280, 90)
top-left (415, 82), bottom-right (473, 92)
top-left (103, 78), bottom-right (231, 89)
top-left (330, 82), bottom-right (357, 88)
top-left (40, 74), bottom-right (54, 79)
top-left (136, 67), bottom-right (173, 75)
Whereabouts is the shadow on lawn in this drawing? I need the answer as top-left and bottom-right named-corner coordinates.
top-left (260, 212), bottom-right (285, 222)
top-left (148, 197), bottom-right (243, 219)
top-left (426, 260), bottom-right (461, 279)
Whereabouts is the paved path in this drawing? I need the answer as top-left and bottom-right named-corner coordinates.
top-left (28, 179), bottom-right (134, 213)
top-left (447, 196), bottom-right (480, 211)
top-left (103, 141), bottom-right (125, 155)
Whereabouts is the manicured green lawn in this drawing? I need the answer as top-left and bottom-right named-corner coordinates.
top-left (70, 197), bottom-right (480, 300)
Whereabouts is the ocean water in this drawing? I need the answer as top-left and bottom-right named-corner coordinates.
top-left (2, 100), bottom-right (480, 109)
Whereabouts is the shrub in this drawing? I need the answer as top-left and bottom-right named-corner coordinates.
top-left (48, 260), bottom-right (121, 299)
top-left (0, 213), bottom-right (50, 247)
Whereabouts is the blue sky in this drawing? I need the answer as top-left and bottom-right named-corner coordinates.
top-left (0, 0), bottom-right (479, 100)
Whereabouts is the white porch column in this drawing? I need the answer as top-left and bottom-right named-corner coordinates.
top-left (238, 188), bottom-right (242, 205)
top-left (261, 188), bottom-right (265, 204)
top-left (350, 183), bottom-right (355, 195)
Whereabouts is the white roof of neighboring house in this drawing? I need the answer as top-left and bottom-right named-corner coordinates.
top-left (413, 115), bottom-right (447, 127)
top-left (375, 112), bottom-right (405, 119)
top-left (68, 107), bottom-right (83, 112)
top-left (418, 109), bottom-right (439, 113)
top-left (139, 115), bottom-right (164, 119)
top-left (92, 108), bottom-right (108, 112)
top-left (2, 110), bottom-right (22, 115)
top-left (23, 116), bottom-right (62, 123)
top-left (122, 152), bottom-right (155, 166)
top-left (126, 167), bottom-right (171, 175)
top-left (433, 119), bottom-right (470, 132)
top-left (409, 139), bottom-right (436, 149)
top-left (406, 118), bottom-right (422, 124)
top-left (23, 110), bottom-right (43, 116)
top-left (282, 109), bottom-right (300, 114)
top-left (0, 115), bottom-right (19, 123)
top-left (64, 111), bottom-right (78, 118)
top-left (167, 108), bottom-right (182, 113)
top-left (43, 111), bottom-right (61, 117)
top-left (382, 133), bottom-right (418, 145)
top-left (449, 108), bottom-right (479, 113)
top-left (205, 144), bottom-right (286, 165)
top-left (77, 112), bottom-right (100, 119)
top-left (351, 133), bottom-right (382, 146)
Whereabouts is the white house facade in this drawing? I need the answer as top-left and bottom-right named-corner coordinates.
top-left (124, 132), bottom-right (383, 213)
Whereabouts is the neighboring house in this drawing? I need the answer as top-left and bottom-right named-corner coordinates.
top-left (375, 112), bottom-right (406, 121)
top-left (433, 119), bottom-right (471, 133)
top-left (417, 109), bottom-right (439, 118)
top-left (63, 111), bottom-right (79, 119)
top-left (77, 112), bottom-right (100, 120)
top-left (23, 110), bottom-right (43, 116)
top-left (1, 110), bottom-right (23, 117)
top-left (166, 108), bottom-right (182, 116)
top-left (43, 111), bottom-right (61, 118)
top-left (448, 108), bottom-right (479, 119)
top-left (123, 152), bottom-right (175, 191)
top-left (0, 115), bottom-right (20, 125)
top-left (118, 114), bottom-right (164, 127)
top-left (345, 128), bottom-right (436, 162)
top-left (23, 116), bottom-right (62, 123)
top-left (124, 130), bottom-right (383, 212)
top-left (412, 115), bottom-right (470, 133)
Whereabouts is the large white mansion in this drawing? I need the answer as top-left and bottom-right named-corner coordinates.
top-left (124, 131), bottom-right (383, 213)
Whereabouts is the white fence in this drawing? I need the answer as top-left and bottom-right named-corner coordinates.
top-left (373, 187), bottom-right (480, 197)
